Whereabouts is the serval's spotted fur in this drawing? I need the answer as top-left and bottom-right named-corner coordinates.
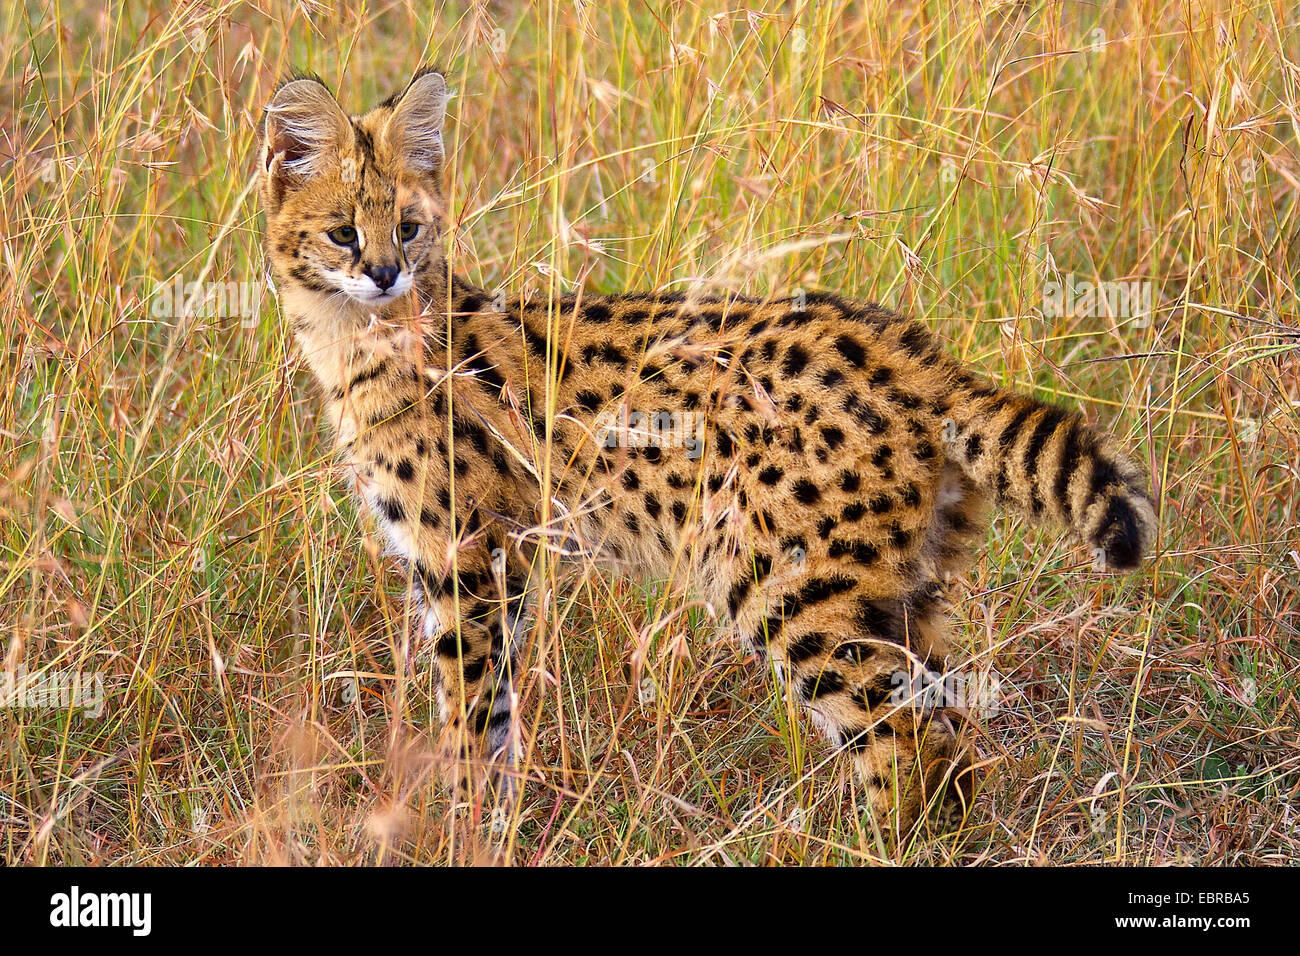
top-left (258, 70), bottom-right (1158, 829)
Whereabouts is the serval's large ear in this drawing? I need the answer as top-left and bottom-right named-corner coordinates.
top-left (259, 76), bottom-right (352, 209)
top-left (383, 70), bottom-right (449, 176)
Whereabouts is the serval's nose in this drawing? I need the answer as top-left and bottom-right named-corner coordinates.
top-left (366, 264), bottom-right (399, 292)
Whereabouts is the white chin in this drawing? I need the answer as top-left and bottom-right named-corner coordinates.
top-left (350, 290), bottom-right (400, 306)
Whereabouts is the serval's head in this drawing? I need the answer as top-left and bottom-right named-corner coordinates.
top-left (258, 69), bottom-right (448, 313)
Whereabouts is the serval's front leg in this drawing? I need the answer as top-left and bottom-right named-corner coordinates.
top-left (417, 539), bottom-right (533, 805)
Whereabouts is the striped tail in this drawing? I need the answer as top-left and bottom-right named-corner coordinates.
top-left (939, 375), bottom-right (1157, 571)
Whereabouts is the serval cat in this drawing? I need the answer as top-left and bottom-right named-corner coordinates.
top-left (257, 69), bottom-right (1157, 829)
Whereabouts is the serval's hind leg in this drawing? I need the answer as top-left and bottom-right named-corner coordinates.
top-left (771, 585), bottom-right (974, 830)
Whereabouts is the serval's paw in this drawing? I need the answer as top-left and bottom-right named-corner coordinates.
top-left (852, 708), bottom-right (976, 832)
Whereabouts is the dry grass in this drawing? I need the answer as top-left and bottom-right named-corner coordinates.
top-left (2, 0), bottom-right (1298, 865)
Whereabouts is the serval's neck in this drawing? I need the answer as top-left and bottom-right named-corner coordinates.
top-left (282, 270), bottom-right (486, 399)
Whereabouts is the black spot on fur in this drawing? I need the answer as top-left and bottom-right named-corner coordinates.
top-left (728, 578), bottom-right (752, 617)
top-left (791, 479), bottom-right (821, 504)
top-left (854, 599), bottom-right (902, 642)
top-left (800, 669), bottom-right (845, 701)
top-left (828, 539), bottom-right (880, 565)
top-left (998, 404), bottom-right (1035, 453)
top-left (786, 632), bottom-right (828, 665)
top-left (1097, 494), bottom-right (1146, 570)
top-left (1053, 419), bottom-right (1082, 521)
top-left (820, 368), bottom-right (843, 389)
top-left (834, 335), bottom-right (866, 368)
top-left (1024, 406), bottom-right (1067, 479)
top-left (782, 344), bottom-right (810, 378)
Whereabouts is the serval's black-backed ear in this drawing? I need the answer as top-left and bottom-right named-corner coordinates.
top-left (383, 70), bottom-right (449, 175)
top-left (259, 76), bottom-right (352, 206)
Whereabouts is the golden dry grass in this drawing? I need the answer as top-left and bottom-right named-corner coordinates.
top-left (1, 0), bottom-right (1298, 865)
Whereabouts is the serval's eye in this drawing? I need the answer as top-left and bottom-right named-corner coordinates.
top-left (327, 225), bottom-right (358, 246)
top-left (396, 222), bottom-right (419, 242)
